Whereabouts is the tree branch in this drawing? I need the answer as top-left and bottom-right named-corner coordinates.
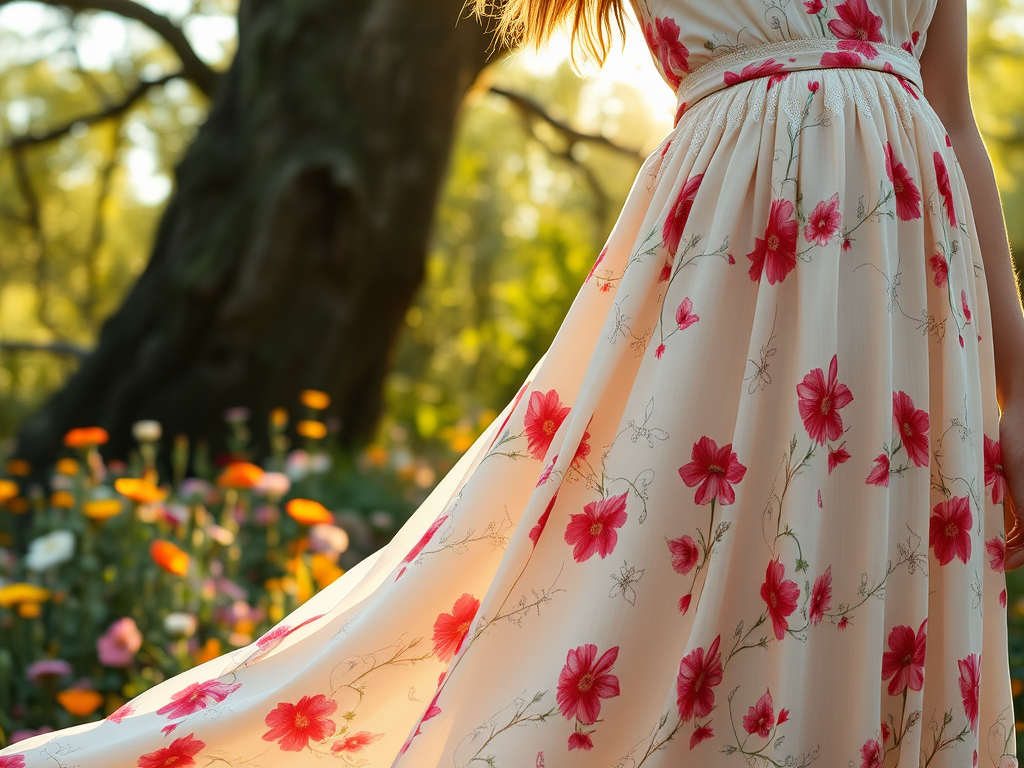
top-left (0, 0), bottom-right (220, 97)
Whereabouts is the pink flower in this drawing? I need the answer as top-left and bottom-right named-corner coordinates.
top-left (929, 495), bottom-right (973, 566)
top-left (262, 694), bottom-right (338, 752)
top-left (838, 616), bottom-right (849, 630)
top-left (881, 618), bottom-right (927, 695)
top-left (761, 557), bottom-right (800, 641)
top-left (157, 679), bottom-right (242, 719)
top-left (572, 429), bottom-right (592, 469)
top-left (678, 592), bottom-right (693, 614)
top-left (797, 353), bottom-right (854, 445)
top-left (747, 198), bottom-right (799, 285)
top-left (530, 492), bottom-right (558, 546)
top-left (564, 492), bottom-right (628, 562)
top-left (690, 720), bottom-right (715, 748)
top-left (804, 0), bottom-right (823, 12)
top-left (0, 758), bottom-right (26, 768)
top-left (961, 290), bottom-right (972, 324)
top-left (331, 731), bottom-right (383, 754)
top-left (804, 193), bottom-right (841, 245)
top-left (107, 702), bottom-right (135, 723)
top-left (742, 688), bottom-right (775, 738)
top-left (524, 389), bottom-right (571, 460)
top-left (828, 0), bottom-right (885, 58)
top-left (399, 514), bottom-right (449, 569)
top-left (25, 658), bottom-right (72, 683)
top-left (820, 50), bottom-right (864, 67)
top-left (678, 436), bottom-right (747, 506)
top-left (663, 174), bottom-right (703, 256)
top-left (254, 614), bottom-right (324, 650)
top-left (586, 246), bottom-right (607, 283)
top-left (809, 565), bottom-right (832, 625)
top-left (984, 436), bottom-right (1007, 505)
top-left (987, 535), bottom-right (1007, 573)
top-left (860, 738), bottom-right (883, 768)
top-left (675, 297), bottom-right (699, 330)
top-left (97, 617), bottom-right (143, 668)
top-left (676, 635), bottom-right (724, 721)
top-left (884, 141), bottom-right (922, 221)
top-left (432, 593), bottom-right (480, 663)
top-left (866, 452), bottom-right (890, 486)
top-left (643, 17), bottom-right (690, 89)
top-left (893, 390), bottom-right (929, 467)
top-left (958, 652), bottom-right (981, 733)
top-left (1000, 588), bottom-right (1007, 608)
top-left (137, 734), bottom-right (205, 768)
top-left (930, 254), bottom-right (948, 286)
top-left (808, 79), bottom-right (820, 92)
top-left (568, 731), bottom-right (594, 751)
top-left (828, 441), bottom-right (851, 474)
top-left (655, 343), bottom-right (667, 359)
top-left (668, 534), bottom-right (699, 575)
top-left (934, 151), bottom-right (957, 228)
top-left (556, 644), bottom-right (621, 724)
top-left (723, 58), bottom-right (790, 89)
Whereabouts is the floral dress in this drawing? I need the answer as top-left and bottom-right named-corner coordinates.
top-left (2, 0), bottom-right (1019, 766)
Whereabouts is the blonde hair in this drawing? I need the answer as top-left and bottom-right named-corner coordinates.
top-left (469, 0), bottom-right (628, 66)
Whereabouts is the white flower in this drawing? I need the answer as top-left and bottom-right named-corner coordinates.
top-left (25, 530), bottom-right (75, 571)
top-left (309, 524), bottom-right (349, 557)
top-left (254, 471), bottom-right (290, 499)
top-left (164, 612), bottom-right (198, 639)
top-left (285, 449), bottom-right (311, 481)
top-left (132, 420), bottom-right (162, 442)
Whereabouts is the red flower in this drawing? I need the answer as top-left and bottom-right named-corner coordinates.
top-left (804, 0), bottom-right (823, 12)
top-left (723, 58), bottom-right (790, 89)
top-left (655, 343), bottom-right (667, 358)
top-left (564, 492), bottom-right (628, 562)
top-left (663, 174), bottom-right (703, 256)
top-left (668, 534), bottom-right (699, 575)
top-left (332, 732), bottom-right (383, 754)
top-left (156, 679), bottom-right (242, 719)
top-left (678, 436), bottom-right (747, 505)
top-left (568, 731), bottom-right (594, 751)
top-left (742, 688), bottom-right (775, 738)
top-left (690, 720), bottom-right (714, 749)
top-left (678, 592), bottom-right (693, 614)
top-left (556, 644), bottom-right (621, 724)
top-left (746, 198), bottom-right (799, 285)
top-left (961, 290), bottom-right (972, 324)
top-left (137, 734), bottom-right (205, 768)
top-left (796, 353), bottom-right (854, 445)
top-left (929, 254), bottom-right (948, 287)
top-left (884, 141), bottom-right (922, 221)
top-left (929, 495), bottom-right (973, 566)
top-left (809, 565), bottom-right (832, 625)
top-left (262, 694), bottom-right (338, 752)
top-left (838, 616), bottom-right (849, 630)
top-left (808, 79), bottom-right (820, 92)
top-left (828, 0), bottom-right (885, 59)
top-left (859, 738), bottom-right (883, 768)
top-left (828, 441), bottom-right (851, 474)
top-left (893, 390), bottom-right (929, 467)
top-left (530, 492), bottom-right (558, 546)
top-left (675, 297), bottom-right (699, 330)
top-left (644, 17), bottom-right (690, 89)
top-left (866, 452), bottom-right (890, 486)
top-left (760, 557), bottom-right (800, 640)
top-left (958, 652), bottom-right (981, 733)
top-left (819, 50), bottom-right (863, 67)
top-left (1000, 588), bottom-right (1007, 608)
top-left (804, 193), bottom-right (841, 245)
top-left (400, 514), bottom-right (448, 567)
top-left (524, 389), bottom-right (571, 460)
top-left (881, 618), bottom-right (927, 695)
top-left (676, 634), bottom-right (724, 721)
top-left (107, 702), bottom-right (135, 723)
top-left (987, 535), bottom-right (1006, 573)
top-left (432, 592), bottom-right (480, 662)
top-left (934, 151), bottom-right (957, 228)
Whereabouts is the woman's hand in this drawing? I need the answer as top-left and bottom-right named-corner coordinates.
top-left (999, 398), bottom-right (1024, 571)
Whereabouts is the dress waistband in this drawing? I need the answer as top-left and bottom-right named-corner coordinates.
top-left (673, 38), bottom-right (923, 127)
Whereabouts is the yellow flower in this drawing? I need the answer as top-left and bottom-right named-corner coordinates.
top-left (299, 390), bottom-right (330, 410)
top-left (50, 491), bottom-right (75, 509)
top-left (270, 407), bottom-right (288, 428)
top-left (0, 479), bottom-right (19, 504)
top-left (17, 601), bottom-right (42, 618)
top-left (0, 583), bottom-right (51, 608)
top-left (55, 458), bottom-right (80, 476)
top-left (63, 427), bottom-right (109, 448)
top-left (216, 462), bottom-right (265, 489)
top-left (150, 540), bottom-right (190, 576)
top-left (56, 688), bottom-right (104, 717)
top-left (195, 638), bottom-right (222, 665)
top-left (296, 420), bottom-right (327, 440)
top-left (5, 459), bottom-right (31, 476)
top-left (82, 498), bottom-right (123, 521)
top-left (114, 478), bottom-right (167, 504)
top-left (285, 498), bottom-right (333, 525)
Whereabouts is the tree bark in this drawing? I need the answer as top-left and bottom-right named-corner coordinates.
top-left (14, 0), bottom-right (498, 463)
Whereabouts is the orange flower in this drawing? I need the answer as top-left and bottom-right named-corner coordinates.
top-left (195, 638), bottom-right (222, 665)
top-left (296, 420), bottom-right (327, 439)
top-left (56, 688), bottom-right (104, 717)
top-left (114, 478), bottom-right (167, 504)
top-left (364, 445), bottom-right (388, 467)
top-left (55, 458), bottom-right (80, 476)
top-left (0, 479), bottom-right (19, 504)
top-left (299, 389), bottom-right (330, 410)
top-left (285, 498), bottom-right (333, 525)
top-left (6, 497), bottom-right (30, 514)
top-left (82, 498), bottom-right (123, 521)
top-left (310, 553), bottom-right (344, 589)
top-left (63, 427), bottom-right (109, 448)
top-left (5, 459), bottom-right (31, 476)
top-left (17, 601), bottom-right (42, 618)
top-left (150, 540), bottom-right (190, 576)
top-left (50, 491), bottom-right (75, 509)
top-left (1013, 678), bottom-right (1023, 698)
top-left (270, 408), bottom-right (288, 428)
top-left (216, 462), bottom-right (265, 489)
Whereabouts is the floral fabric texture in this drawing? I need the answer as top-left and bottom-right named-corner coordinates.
top-left (3, 0), bottom-right (1020, 766)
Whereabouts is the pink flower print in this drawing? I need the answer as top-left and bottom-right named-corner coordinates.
top-left (961, 290), bottom-right (972, 324)
top-left (655, 343), bottom-right (667, 358)
top-left (524, 389), bottom-right (571, 460)
top-left (742, 688), bottom-right (775, 738)
top-left (747, 198), bottom-right (799, 285)
top-left (663, 174), bottom-right (703, 257)
top-left (804, 0), bottom-right (823, 12)
top-left (723, 58), bottom-right (790, 89)
top-left (808, 79), bottom-right (820, 92)
top-left (828, 0), bottom-right (885, 59)
top-left (586, 246), bottom-right (607, 283)
top-left (929, 495), bottom-right (973, 566)
top-left (796, 353), bottom-right (854, 445)
top-left (0, 758), bottom-right (26, 768)
top-left (398, 514), bottom-right (449, 576)
top-left (678, 436), bottom-right (747, 506)
top-left (866, 452), bottom-right (890, 486)
top-left (568, 731), bottom-right (594, 751)
top-left (690, 720), bottom-right (715, 748)
top-left (987, 535), bottom-right (1006, 573)
top-left (572, 429), bottom-right (592, 469)
top-left (884, 62), bottom-right (920, 98)
top-left (827, 441), bottom-right (851, 474)
top-left (675, 297), bottom-right (699, 330)
top-left (761, 557), bottom-right (800, 641)
top-left (934, 151), bottom-right (957, 227)
top-left (262, 694), bottom-right (338, 752)
top-left (432, 593), bottom-right (480, 662)
top-left (530, 492), bottom-right (558, 547)
top-left (820, 50), bottom-right (863, 67)
top-left (860, 739), bottom-right (883, 768)
top-left (893, 390), bottom-right (929, 467)
top-left (563, 492), bottom-right (628, 562)
top-left (678, 592), bottom-right (693, 614)
top-left (884, 141), bottom-right (922, 221)
top-left (930, 254), bottom-right (948, 287)
top-left (643, 17), bottom-right (690, 89)
top-left (555, 644), bottom-right (621, 724)
top-left (804, 193), bottom-right (841, 245)
top-left (881, 618), bottom-right (927, 695)
top-left (809, 565), bottom-right (833, 625)
top-left (668, 534), bottom-right (699, 575)
top-left (675, 634), bottom-right (724, 721)
top-left (901, 30), bottom-right (922, 54)
top-left (156, 679), bottom-right (242, 719)
top-left (958, 652), bottom-right (981, 733)
top-left (1000, 588), bottom-right (1007, 608)
top-left (838, 616), bottom-right (849, 630)
top-left (137, 734), bottom-right (205, 768)
top-left (332, 732), bottom-right (383, 754)
top-left (107, 702), bottom-right (135, 723)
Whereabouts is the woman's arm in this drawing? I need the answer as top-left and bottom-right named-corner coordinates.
top-left (919, 0), bottom-right (1024, 569)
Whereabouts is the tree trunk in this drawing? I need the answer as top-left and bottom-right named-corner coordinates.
top-left (14, 0), bottom-right (497, 463)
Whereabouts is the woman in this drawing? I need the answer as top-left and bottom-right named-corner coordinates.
top-left (3, 0), bottom-right (1024, 765)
